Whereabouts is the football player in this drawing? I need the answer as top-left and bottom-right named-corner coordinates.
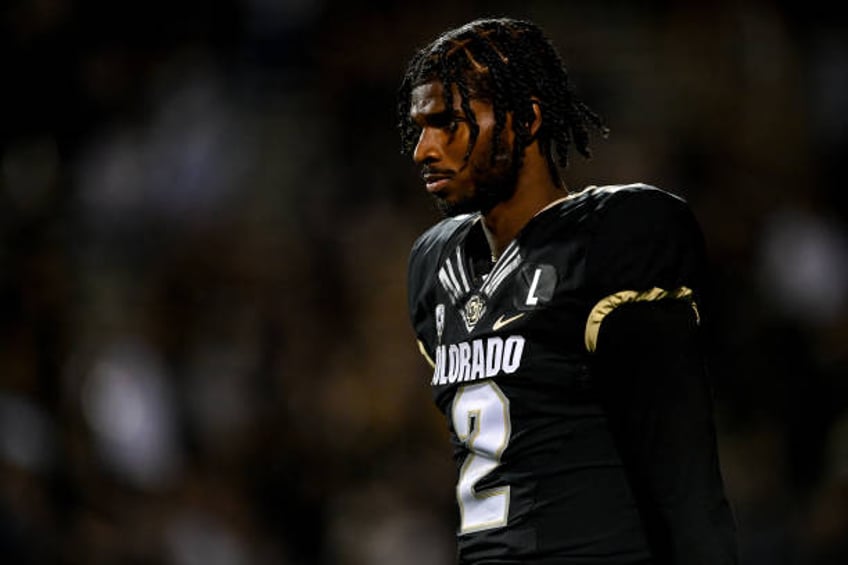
top-left (400, 17), bottom-right (738, 565)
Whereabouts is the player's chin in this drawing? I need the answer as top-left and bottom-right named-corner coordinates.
top-left (433, 194), bottom-right (478, 217)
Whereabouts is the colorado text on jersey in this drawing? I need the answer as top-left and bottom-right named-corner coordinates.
top-left (430, 335), bottom-right (526, 386)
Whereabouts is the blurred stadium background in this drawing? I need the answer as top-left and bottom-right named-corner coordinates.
top-left (1, 0), bottom-right (846, 563)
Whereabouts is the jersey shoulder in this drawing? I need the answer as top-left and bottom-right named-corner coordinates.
top-left (572, 182), bottom-right (689, 218)
top-left (537, 183), bottom-right (687, 235)
top-left (408, 214), bottom-right (476, 286)
top-left (578, 183), bottom-right (706, 295)
top-left (407, 214), bottom-right (476, 331)
top-left (410, 214), bottom-right (474, 264)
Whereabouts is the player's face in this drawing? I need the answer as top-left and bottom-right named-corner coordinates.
top-left (409, 81), bottom-right (518, 216)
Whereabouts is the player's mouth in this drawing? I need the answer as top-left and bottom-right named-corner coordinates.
top-left (422, 170), bottom-right (454, 193)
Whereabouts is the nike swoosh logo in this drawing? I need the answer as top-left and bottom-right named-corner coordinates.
top-left (492, 313), bottom-right (525, 331)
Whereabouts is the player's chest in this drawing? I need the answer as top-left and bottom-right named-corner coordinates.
top-left (432, 234), bottom-right (589, 337)
top-left (427, 238), bottom-right (592, 400)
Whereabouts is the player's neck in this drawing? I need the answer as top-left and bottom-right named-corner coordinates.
top-left (482, 152), bottom-right (565, 260)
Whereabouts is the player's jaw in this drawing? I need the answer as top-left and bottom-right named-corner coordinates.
top-left (431, 138), bottom-right (520, 217)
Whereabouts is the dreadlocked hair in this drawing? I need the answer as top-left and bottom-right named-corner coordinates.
top-left (397, 17), bottom-right (608, 184)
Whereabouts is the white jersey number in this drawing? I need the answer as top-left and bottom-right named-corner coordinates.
top-left (451, 381), bottom-right (511, 534)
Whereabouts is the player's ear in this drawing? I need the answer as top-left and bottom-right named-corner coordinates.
top-left (528, 98), bottom-right (543, 138)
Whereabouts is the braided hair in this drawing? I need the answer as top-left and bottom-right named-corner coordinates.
top-left (397, 17), bottom-right (608, 185)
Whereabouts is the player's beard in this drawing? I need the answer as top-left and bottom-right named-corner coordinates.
top-left (435, 137), bottom-right (520, 217)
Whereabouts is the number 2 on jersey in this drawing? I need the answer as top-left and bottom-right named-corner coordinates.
top-left (452, 381), bottom-right (512, 533)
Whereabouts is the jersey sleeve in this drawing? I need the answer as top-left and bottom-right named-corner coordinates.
top-left (583, 185), bottom-right (707, 353)
top-left (593, 299), bottom-right (738, 564)
top-left (586, 185), bottom-right (738, 564)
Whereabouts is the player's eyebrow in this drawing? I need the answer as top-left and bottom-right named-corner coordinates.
top-left (429, 109), bottom-right (463, 124)
top-left (413, 107), bottom-right (464, 128)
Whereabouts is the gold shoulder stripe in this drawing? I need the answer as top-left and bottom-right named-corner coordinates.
top-left (417, 339), bottom-right (436, 368)
top-left (584, 287), bottom-right (699, 353)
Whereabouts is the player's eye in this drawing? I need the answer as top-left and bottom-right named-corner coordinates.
top-left (429, 112), bottom-right (462, 132)
top-left (447, 114), bottom-right (466, 132)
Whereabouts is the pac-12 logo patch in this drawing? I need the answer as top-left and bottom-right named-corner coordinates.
top-left (435, 304), bottom-right (445, 343)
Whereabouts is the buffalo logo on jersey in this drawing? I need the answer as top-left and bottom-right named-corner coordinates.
top-left (463, 294), bottom-right (486, 329)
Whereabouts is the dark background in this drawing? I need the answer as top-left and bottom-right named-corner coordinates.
top-left (1, 1), bottom-right (847, 563)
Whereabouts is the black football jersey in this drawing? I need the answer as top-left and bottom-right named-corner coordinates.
top-left (407, 184), bottom-right (714, 564)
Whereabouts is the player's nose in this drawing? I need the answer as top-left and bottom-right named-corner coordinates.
top-left (413, 127), bottom-right (442, 165)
